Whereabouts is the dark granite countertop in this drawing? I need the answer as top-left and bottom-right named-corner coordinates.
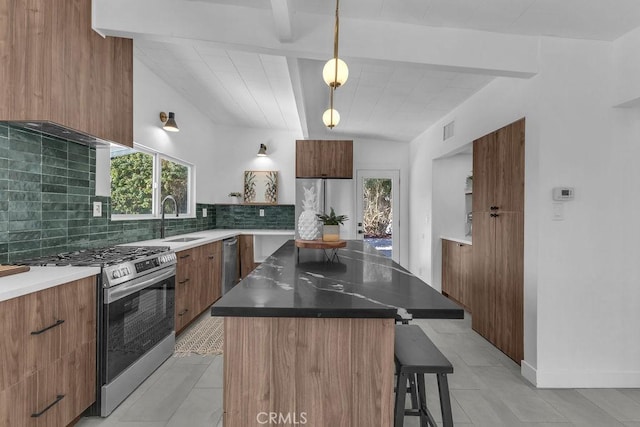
top-left (211, 240), bottom-right (463, 319)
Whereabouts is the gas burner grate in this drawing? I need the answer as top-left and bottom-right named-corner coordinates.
top-left (17, 245), bottom-right (171, 267)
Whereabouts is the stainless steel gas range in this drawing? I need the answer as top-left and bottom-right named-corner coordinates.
top-left (20, 245), bottom-right (177, 417)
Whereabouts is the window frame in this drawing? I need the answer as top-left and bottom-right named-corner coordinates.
top-left (110, 143), bottom-right (196, 221)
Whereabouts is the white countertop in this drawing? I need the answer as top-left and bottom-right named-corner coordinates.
top-left (0, 266), bottom-right (101, 302)
top-left (0, 229), bottom-right (295, 302)
top-left (441, 236), bottom-right (472, 245)
top-left (123, 229), bottom-right (295, 252)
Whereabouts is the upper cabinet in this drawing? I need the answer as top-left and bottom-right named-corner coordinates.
top-left (296, 140), bottom-right (353, 179)
top-left (472, 118), bottom-right (525, 213)
top-left (0, 0), bottom-right (133, 147)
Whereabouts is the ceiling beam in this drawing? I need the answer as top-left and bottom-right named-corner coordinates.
top-left (287, 59), bottom-right (310, 138)
top-left (270, 0), bottom-right (293, 43)
top-left (93, 0), bottom-right (539, 78)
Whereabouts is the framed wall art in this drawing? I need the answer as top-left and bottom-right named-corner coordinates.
top-left (244, 170), bottom-right (278, 204)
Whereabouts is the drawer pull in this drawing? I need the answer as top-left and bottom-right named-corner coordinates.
top-left (179, 278), bottom-right (190, 285)
top-left (179, 254), bottom-right (190, 259)
top-left (31, 394), bottom-right (65, 417)
top-left (208, 255), bottom-right (215, 259)
top-left (30, 319), bottom-right (65, 335)
top-left (178, 309), bottom-right (189, 316)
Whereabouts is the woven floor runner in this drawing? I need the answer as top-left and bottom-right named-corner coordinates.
top-left (174, 316), bottom-right (224, 357)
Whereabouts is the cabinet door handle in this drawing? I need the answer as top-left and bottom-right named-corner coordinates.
top-left (30, 319), bottom-right (65, 335)
top-left (179, 254), bottom-right (190, 259)
top-left (490, 206), bottom-right (499, 210)
top-left (208, 255), bottom-right (215, 259)
top-left (490, 213), bottom-right (500, 218)
top-left (179, 278), bottom-right (190, 285)
top-left (31, 394), bottom-right (65, 418)
top-left (178, 309), bottom-right (189, 316)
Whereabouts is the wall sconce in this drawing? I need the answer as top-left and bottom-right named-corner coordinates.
top-left (159, 112), bottom-right (179, 132)
top-left (257, 143), bottom-right (268, 157)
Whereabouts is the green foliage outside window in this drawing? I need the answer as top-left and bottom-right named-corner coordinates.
top-left (161, 159), bottom-right (189, 214)
top-left (110, 148), bottom-right (191, 216)
top-left (363, 178), bottom-right (392, 237)
top-left (111, 152), bottom-right (153, 215)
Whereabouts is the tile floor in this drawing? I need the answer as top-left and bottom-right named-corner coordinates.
top-left (76, 313), bottom-right (640, 426)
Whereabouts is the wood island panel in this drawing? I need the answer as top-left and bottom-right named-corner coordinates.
top-left (223, 317), bottom-right (394, 427)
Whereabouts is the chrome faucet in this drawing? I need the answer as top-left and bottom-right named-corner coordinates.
top-left (160, 195), bottom-right (178, 239)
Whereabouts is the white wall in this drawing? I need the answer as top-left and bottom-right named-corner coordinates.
top-left (409, 36), bottom-right (640, 388)
top-left (97, 58), bottom-right (304, 205)
top-left (206, 126), bottom-right (301, 204)
top-left (431, 152), bottom-right (472, 291)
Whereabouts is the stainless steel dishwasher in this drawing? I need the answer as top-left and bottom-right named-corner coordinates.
top-left (221, 237), bottom-right (239, 295)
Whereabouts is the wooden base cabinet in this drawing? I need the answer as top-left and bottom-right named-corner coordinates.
top-left (238, 235), bottom-right (256, 279)
top-left (471, 118), bottom-right (525, 364)
top-left (441, 239), bottom-right (472, 312)
top-left (0, 277), bottom-right (96, 427)
top-left (175, 242), bottom-right (223, 334)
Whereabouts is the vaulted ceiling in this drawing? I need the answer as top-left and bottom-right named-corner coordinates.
top-left (94, 0), bottom-right (640, 143)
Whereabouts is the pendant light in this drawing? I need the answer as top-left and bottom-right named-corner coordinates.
top-left (322, 106), bottom-right (340, 128)
top-left (323, 0), bottom-right (347, 128)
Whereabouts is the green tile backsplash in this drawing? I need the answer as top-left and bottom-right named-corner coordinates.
top-left (215, 204), bottom-right (295, 229)
top-left (0, 123), bottom-right (294, 264)
top-left (0, 123), bottom-right (217, 263)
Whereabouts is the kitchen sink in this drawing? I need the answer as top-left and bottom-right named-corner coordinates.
top-left (163, 236), bottom-right (204, 243)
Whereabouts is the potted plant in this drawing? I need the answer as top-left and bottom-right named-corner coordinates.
top-left (228, 192), bottom-right (242, 204)
top-left (316, 207), bottom-right (348, 242)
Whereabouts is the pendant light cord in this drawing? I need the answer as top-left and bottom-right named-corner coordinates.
top-left (331, 0), bottom-right (340, 127)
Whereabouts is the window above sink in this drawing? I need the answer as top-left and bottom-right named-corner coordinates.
top-left (110, 144), bottom-right (195, 221)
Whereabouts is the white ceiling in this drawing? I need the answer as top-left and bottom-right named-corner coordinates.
top-left (127, 0), bottom-right (640, 143)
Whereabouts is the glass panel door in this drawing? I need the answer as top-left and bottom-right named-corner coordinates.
top-left (356, 170), bottom-right (400, 262)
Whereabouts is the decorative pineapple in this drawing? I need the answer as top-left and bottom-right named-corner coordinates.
top-left (297, 186), bottom-right (320, 240)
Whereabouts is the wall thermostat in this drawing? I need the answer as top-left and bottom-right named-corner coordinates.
top-left (552, 187), bottom-right (574, 201)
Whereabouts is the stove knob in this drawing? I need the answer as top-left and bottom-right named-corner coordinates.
top-left (123, 268), bottom-right (130, 276)
top-left (112, 270), bottom-right (121, 279)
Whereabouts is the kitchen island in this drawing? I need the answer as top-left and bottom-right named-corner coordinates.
top-left (211, 240), bottom-right (463, 427)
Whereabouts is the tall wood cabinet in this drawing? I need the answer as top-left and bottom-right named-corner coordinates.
top-left (0, 0), bottom-right (134, 147)
top-left (472, 118), bottom-right (525, 363)
top-left (175, 241), bottom-right (222, 334)
top-left (296, 140), bottom-right (353, 178)
top-left (0, 277), bottom-right (96, 427)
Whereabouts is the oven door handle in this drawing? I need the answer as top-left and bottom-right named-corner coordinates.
top-left (105, 268), bottom-right (176, 304)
